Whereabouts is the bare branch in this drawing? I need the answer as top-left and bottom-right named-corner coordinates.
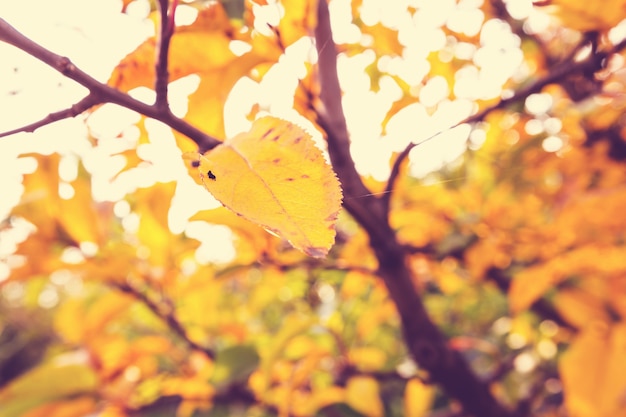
top-left (383, 35), bottom-right (626, 216)
top-left (314, 0), bottom-right (389, 244)
top-left (486, 267), bottom-right (575, 332)
top-left (0, 17), bottom-right (220, 151)
top-left (314, 2), bottom-right (518, 417)
top-left (381, 144), bottom-right (412, 214)
top-left (112, 281), bottom-right (215, 359)
top-left (155, 0), bottom-right (178, 110)
top-left (0, 94), bottom-right (100, 139)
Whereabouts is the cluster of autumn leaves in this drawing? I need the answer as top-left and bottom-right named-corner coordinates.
top-left (3, 0), bottom-right (626, 417)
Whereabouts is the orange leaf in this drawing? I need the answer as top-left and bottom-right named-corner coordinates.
top-left (545, 0), bottom-right (626, 31)
top-left (553, 288), bottom-right (611, 329)
top-left (110, 4), bottom-right (236, 91)
top-left (560, 322), bottom-right (626, 417)
top-left (184, 117), bottom-right (342, 258)
top-left (134, 182), bottom-right (177, 266)
top-left (361, 23), bottom-right (403, 57)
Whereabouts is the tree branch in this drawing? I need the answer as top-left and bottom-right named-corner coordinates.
top-left (112, 281), bottom-right (215, 359)
top-left (314, 1), bottom-right (518, 416)
top-left (383, 34), bottom-right (626, 216)
top-left (0, 94), bottom-right (100, 138)
top-left (0, 16), bottom-right (220, 151)
top-left (486, 267), bottom-right (575, 332)
top-left (313, 0), bottom-right (390, 247)
top-left (155, 0), bottom-right (177, 110)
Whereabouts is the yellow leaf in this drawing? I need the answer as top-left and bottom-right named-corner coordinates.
top-left (509, 262), bottom-right (559, 314)
top-left (110, 4), bottom-right (279, 140)
top-left (275, 0), bottom-right (317, 47)
top-left (110, 4), bottom-right (235, 91)
top-left (404, 378), bottom-right (435, 417)
top-left (312, 386), bottom-right (346, 410)
top-left (348, 347), bottom-right (387, 372)
top-left (134, 182), bottom-right (177, 266)
top-left (559, 322), bottom-right (626, 417)
top-left (0, 364), bottom-right (97, 417)
top-left (14, 154), bottom-right (104, 246)
top-left (53, 299), bottom-right (86, 344)
top-left (361, 23), bottom-right (402, 57)
top-left (161, 376), bottom-right (215, 399)
top-left (184, 117), bottom-right (342, 258)
top-left (21, 397), bottom-right (96, 417)
top-left (57, 173), bottom-right (104, 246)
top-left (259, 316), bottom-right (317, 390)
top-left (546, 0), bottom-right (626, 31)
top-left (346, 376), bottom-right (384, 417)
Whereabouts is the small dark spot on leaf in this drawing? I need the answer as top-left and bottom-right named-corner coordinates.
top-left (273, 158), bottom-right (281, 164)
top-left (261, 127), bottom-right (275, 140)
top-left (207, 170), bottom-right (216, 180)
top-left (301, 174), bottom-right (310, 179)
top-left (191, 160), bottom-right (200, 168)
top-left (294, 135), bottom-right (303, 143)
top-left (285, 177), bottom-right (295, 181)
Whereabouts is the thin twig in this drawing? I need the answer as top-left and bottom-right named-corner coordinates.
top-left (0, 94), bottom-right (100, 138)
top-left (112, 281), bottom-right (215, 359)
top-left (382, 35), bottom-right (626, 217)
top-left (0, 17), bottom-right (220, 151)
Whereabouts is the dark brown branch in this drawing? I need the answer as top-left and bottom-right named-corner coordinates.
top-left (112, 281), bottom-right (215, 359)
top-left (383, 35), bottom-right (626, 216)
top-left (155, 0), bottom-right (177, 110)
top-left (0, 94), bottom-right (100, 138)
top-left (314, 1), bottom-right (518, 417)
top-left (314, 0), bottom-right (390, 248)
top-left (381, 144), bottom-right (412, 214)
top-left (486, 267), bottom-right (575, 332)
top-left (0, 17), bottom-right (220, 151)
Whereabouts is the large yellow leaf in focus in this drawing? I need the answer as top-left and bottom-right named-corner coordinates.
top-left (184, 117), bottom-right (342, 258)
top-left (560, 322), bottom-right (626, 417)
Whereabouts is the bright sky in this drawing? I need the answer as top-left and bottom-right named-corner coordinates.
top-left (0, 0), bottom-right (546, 270)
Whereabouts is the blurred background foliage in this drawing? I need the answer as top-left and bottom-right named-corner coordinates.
top-left (2, 0), bottom-right (626, 416)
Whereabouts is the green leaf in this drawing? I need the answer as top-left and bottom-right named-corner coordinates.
top-left (0, 362), bottom-right (98, 417)
top-left (210, 344), bottom-right (260, 387)
top-left (316, 403), bottom-right (367, 417)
